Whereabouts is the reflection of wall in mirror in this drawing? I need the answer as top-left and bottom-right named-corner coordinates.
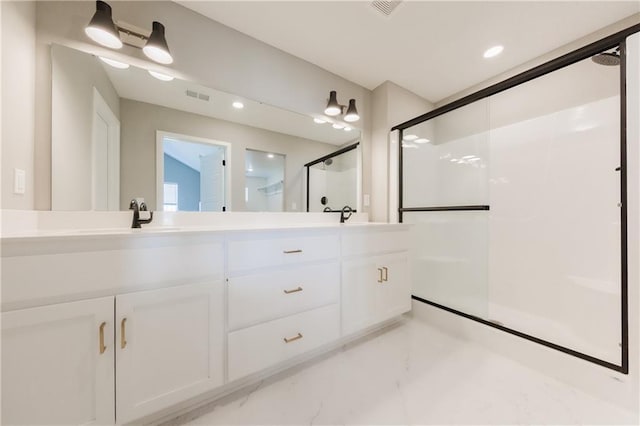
top-left (121, 99), bottom-right (336, 212)
top-left (51, 44), bottom-right (120, 210)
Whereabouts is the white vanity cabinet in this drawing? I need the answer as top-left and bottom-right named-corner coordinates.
top-left (341, 229), bottom-right (411, 336)
top-left (115, 282), bottom-right (224, 424)
top-left (226, 229), bottom-right (341, 381)
top-left (1, 297), bottom-right (115, 425)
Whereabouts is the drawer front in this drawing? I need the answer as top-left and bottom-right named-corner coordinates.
top-left (228, 263), bottom-right (340, 331)
top-left (228, 304), bottom-right (340, 381)
top-left (227, 233), bottom-right (339, 273)
top-left (342, 230), bottom-right (409, 257)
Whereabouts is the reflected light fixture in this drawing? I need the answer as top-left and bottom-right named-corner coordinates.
top-left (148, 70), bottom-right (174, 81)
top-left (267, 153), bottom-right (275, 159)
top-left (232, 101), bottom-right (244, 109)
top-left (313, 117), bottom-right (327, 124)
top-left (415, 138), bottom-right (430, 144)
top-left (344, 127), bottom-right (352, 132)
top-left (143, 22), bottom-right (173, 65)
top-left (99, 56), bottom-right (129, 69)
top-left (324, 91), bottom-right (359, 122)
top-left (332, 123), bottom-right (344, 129)
top-left (403, 134), bottom-right (418, 141)
top-left (85, 1), bottom-right (122, 49)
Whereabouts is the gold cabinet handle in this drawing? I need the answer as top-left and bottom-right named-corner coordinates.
top-left (382, 267), bottom-right (388, 282)
top-left (284, 286), bottom-right (303, 294)
top-left (377, 268), bottom-right (383, 283)
top-left (121, 318), bottom-right (127, 349)
top-left (99, 322), bottom-right (107, 354)
top-left (284, 332), bottom-right (303, 343)
top-left (283, 249), bottom-right (303, 254)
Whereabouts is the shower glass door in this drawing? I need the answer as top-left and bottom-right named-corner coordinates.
top-left (401, 46), bottom-right (624, 368)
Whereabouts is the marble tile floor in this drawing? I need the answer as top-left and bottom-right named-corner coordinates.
top-left (164, 316), bottom-right (638, 425)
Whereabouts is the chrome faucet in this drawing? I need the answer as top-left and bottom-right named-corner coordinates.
top-left (340, 205), bottom-right (353, 223)
top-left (129, 199), bottom-right (154, 228)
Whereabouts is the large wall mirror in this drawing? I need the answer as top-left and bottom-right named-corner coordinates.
top-left (50, 44), bottom-right (361, 212)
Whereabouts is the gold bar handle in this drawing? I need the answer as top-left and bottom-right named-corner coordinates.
top-left (283, 249), bottom-right (303, 254)
top-left (377, 268), bottom-right (383, 283)
top-left (121, 318), bottom-right (127, 349)
top-left (284, 332), bottom-right (303, 343)
top-left (284, 286), bottom-right (303, 294)
top-left (382, 267), bottom-right (388, 282)
top-left (99, 322), bottom-right (107, 354)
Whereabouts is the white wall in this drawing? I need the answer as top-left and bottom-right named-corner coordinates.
top-left (1, 1), bottom-right (36, 210)
top-left (31, 1), bottom-right (373, 213)
top-left (51, 44), bottom-right (120, 210)
top-left (371, 81), bottom-right (433, 222)
top-left (120, 99), bottom-right (335, 212)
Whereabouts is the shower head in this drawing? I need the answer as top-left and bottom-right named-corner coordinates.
top-left (591, 51), bottom-right (620, 66)
top-left (324, 158), bottom-right (333, 166)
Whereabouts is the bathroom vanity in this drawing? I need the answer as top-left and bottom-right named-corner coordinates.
top-left (1, 219), bottom-right (410, 425)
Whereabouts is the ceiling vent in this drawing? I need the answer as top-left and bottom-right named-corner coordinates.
top-left (186, 90), bottom-right (210, 102)
top-left (371, 1), bottom-right (402, 17)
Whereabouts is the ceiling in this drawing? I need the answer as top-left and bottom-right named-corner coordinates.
top-left (101, 58), bottom-right (359, 146)
top-left (178, 1), bottom-right (639, 103)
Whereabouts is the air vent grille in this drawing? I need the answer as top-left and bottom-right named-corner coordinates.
top-left (371, 0), bottom-right (402, 17)
top-left (186, 90), bottom-right (210, 102)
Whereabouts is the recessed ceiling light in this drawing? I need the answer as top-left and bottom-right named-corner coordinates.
top-left (314, 117), bottom-right (327, 124)
top-left (344, 127), bottom-right (352, 132)
top-left (232, 101), bottom-right (244, 109)
top-left (403, 134), bottom-right (418, 141)
top-left (267, 153), bottom-right (274, 159)
top-left (415, 138), bottom-right (430, 144)
top-left (247, 167), bottom-right (253, 172)
top-left (99, 56), bottom-right (129, 69)
top-left (483, 45), bottom-right (504, 59)
top-left (148, 70), bottom-right (174, 81)
top-left (332, 123), bottom-right (344, 129)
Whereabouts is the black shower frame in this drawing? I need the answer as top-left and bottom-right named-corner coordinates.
top-left (305, 142), bottom-right (360, 212)
top-left (392, 23), bottom-right (640, 374)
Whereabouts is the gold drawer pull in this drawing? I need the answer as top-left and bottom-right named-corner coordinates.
top-left (377, 268), bottom-right (383, 283)
top-left (382, 267), bottom-right (388, 282)
top-left (284, 332), bottom-right (303, 343)
top-left (121, 318), bottom-right (127, 349)
top-left (99, 322), bottom-right (107, 354)
top-left (284, 286), bottom-right (303, 294)
top-left (283, 249), bottom-right (303, 254)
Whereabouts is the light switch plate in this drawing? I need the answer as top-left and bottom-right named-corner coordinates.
top-left (363, 194), bottom-right (370, 207)
top-left (14, 168), bottom-right (26, 194)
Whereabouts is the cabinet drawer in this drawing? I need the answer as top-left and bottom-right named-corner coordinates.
top-left (228, 304), bottom-right (340, 381)
top-left (342, 229), bottom-right (408, 257)
top-left (228, 263), bottom-right (339, 331)
top-left (227, 232), bottom-right (339, 273)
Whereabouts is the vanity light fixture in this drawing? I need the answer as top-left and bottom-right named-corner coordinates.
top-left (85, 1), bottom-right (173, 65)
top-left (232, 101), bottom-right (244, 109)
top-left (85, 1), bottom-right (122, 49)
top-left (483, 45), bottom-right (504, 59)
top-left (99, 56), bottom-right (130, 69)
top-left (324, 91), bottom-right (360, 122)
top-left (143, 22), bottom-right (173, 64)
top-left (148, 70), bottom-right (174, 81)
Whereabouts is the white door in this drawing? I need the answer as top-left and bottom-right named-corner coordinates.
top-left (92, 88), bottom-right (120, 211)
top-left (200, 149), bottom-right (226, 211)
top-left (341, 257), bottom-right (379, 335)
top-left (115, 282), bottom-right (224, 424)
top-left (2, 297), bottom-right (115, 425)
top-left (375, 253), bottom-right (411, 322)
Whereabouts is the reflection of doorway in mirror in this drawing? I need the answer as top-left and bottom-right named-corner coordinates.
top-left (245, 149), bottom-right (285, 212)
top-left (92, 88), bottom-right (120, 211)
top-left (156, 132), bottom-right (230, 212)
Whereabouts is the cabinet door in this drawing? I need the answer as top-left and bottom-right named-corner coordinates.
top-left (2, 297), bottom-right (115, 425)
top-left (115, 282), bottom-right (224, 424)
top-left (375, 252), bottom-right (411, 322)
top-left (341, 257), bottom-right (380, 335)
